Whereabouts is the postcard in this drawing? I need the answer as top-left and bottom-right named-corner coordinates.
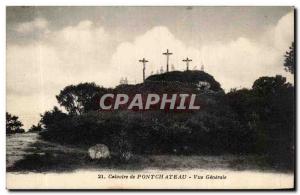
top-left (6, 6), bottom-right (295, 190)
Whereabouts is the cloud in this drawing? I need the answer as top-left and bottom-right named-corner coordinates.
top-left (111, 12), bottom-right (294, 90)
top-left (7, 11), bottom-right (294, 128)
top-left (8, 19), bottom-right (113, 96)
top-left (48, 20), bottom-right (111, 69)
top-left (111, 26), bottom-right (203, 85)
top-left (15, 18), bottom-right (49, 34)
top-left (7, 19), bottom-right (114, 128)
top-left (274, 12), bottom-right (294, 52)
top-left (200, 37), bottom-right (283, 90)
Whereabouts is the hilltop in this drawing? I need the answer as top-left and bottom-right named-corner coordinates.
top-left (145, 70), bottom-right (222, 91)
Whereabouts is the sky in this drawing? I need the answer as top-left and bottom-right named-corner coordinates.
top-left (6, 6), bottom-right (294, 129)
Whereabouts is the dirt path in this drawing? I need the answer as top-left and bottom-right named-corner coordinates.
top-left (6, 133), bottom-right (40, 168)
top-left (6, 133), bottom-right (86, 169)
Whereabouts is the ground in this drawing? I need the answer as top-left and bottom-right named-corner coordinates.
top-left (6, 133), bottom-right (290, 173)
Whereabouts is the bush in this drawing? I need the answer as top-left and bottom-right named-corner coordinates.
top-left (38, 74), bottom-right (294, 170)
top-left (226, 76), bottom-right (294, 170)
top-left (28, 123), bottom-right (43, 132)
top-left (39, 98), bottom-right (252, 156)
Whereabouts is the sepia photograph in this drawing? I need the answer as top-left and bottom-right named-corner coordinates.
top-left (6, 6), bottom-right (295, 189)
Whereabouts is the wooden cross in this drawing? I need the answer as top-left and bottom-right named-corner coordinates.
top-left (139, 58), bottom-right (148, 82)
top-left (162, 49), bottom-right (173, 72)
top-left (183, 57), bottom-right (192, 71)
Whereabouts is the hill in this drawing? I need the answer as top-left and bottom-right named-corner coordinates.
top-left (145, 70), bottom-right (222, 91)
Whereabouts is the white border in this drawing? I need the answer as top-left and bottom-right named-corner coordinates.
top-left (2, 0), bottom-right (299, 6)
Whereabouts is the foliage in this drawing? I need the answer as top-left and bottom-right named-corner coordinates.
top-left (37, 71), bottom-right (294, 170)
top-left (6, 112), bottom-right (25, 134)
top-left (28, 123), bottom-right (43, 133)
top-left (284, 42), bottom-right (295, 74)
top-left (40, 93), bottom-right (251, 155)
top-left (40, 106), bottom-right (69, 130)
top-left (56, 82), bottom-right (109, 115)
top-left (227, 75), bottom-right (294, 169)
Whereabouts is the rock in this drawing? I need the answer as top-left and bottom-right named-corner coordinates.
top-left (88, 144), bottom-right (110, 160)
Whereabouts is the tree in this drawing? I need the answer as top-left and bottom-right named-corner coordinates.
top-left (252, 75), bottom-right (294, 169)
top-left (6, 112), bottom-right (25, 134)
top-left (226, 76), bottom-right (294, 169)
top-left (252, 75), bottom-right (291, 95)
top-left (28, 123), bottom-right (43, 132)
top-left (40, 106), bottom-right (69, 129)
top-left (56, 82), bottom-right (108, 115)
top-left (284, 42), bottom-right (295, 74)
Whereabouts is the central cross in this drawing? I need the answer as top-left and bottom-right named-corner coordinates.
top-left (183, 57), bottom-right (192, 71)
top-left (139, 58), bottom-right (148, 82)
top-left (162, 49), bottom-right (173, 72)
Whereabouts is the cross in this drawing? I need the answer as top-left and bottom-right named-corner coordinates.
top-left (162, 49), bottom-right (173, 72)
top-left (183, 57), bottom-right (192, 71)
top-left (139, 58), bottom-right (148, 82)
